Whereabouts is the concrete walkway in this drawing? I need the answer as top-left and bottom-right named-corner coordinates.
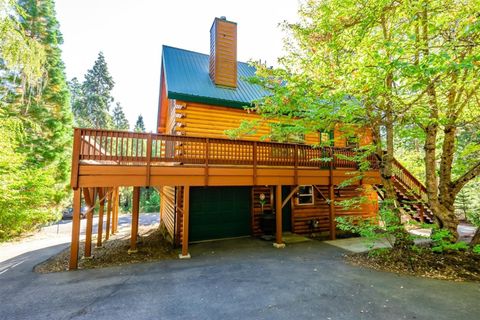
top-left (0, 235), bottom-right (479, 320)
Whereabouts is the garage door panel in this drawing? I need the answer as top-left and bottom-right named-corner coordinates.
top-left (190, 187), bottom-right (251, 241)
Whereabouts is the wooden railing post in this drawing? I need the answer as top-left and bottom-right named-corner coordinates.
top-left (146, 134), bottom-right (152, 186)
top-left (70, 129), bottom-right (81, 189)
top-left (294, 144), bottom-right (299, 186)
top-left (205, 138), bottom-right (209, 186)
top-left (330, 147), bottom-right (334, 171)
top-left (253, 142), bottom-right (257, 185)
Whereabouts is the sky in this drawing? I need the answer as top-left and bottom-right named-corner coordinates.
top-left (55, 0), bottom-right (301, 132)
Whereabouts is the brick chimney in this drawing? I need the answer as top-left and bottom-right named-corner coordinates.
top-left (209, 17), bottom-right (237, 88)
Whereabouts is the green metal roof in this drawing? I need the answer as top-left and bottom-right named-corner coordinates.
top-left (162, 45), bottom-right (269, 108)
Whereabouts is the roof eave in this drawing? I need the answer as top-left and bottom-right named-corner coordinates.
top-left (168, 91), bottom-right (253, 109)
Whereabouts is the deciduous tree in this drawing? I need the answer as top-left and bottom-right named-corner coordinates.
top-left (249, 0), bottom-right (480, 241)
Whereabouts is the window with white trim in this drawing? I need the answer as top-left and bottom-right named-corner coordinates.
top-left (297, 185), bottom-right (314, 205)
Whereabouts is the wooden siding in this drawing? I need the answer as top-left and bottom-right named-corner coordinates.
top-left (160, 186), bottom-right (176, 241)
top-left (334, 124), bottom-right (373, 147)
top-left (292, 184), bottom-right (378, 235)
top-left (210, 18), bottom-right (237, 87)
top-left (251, 186), bottom-right (274, 236)
top-left (174, 101), bottom-right (320, 144)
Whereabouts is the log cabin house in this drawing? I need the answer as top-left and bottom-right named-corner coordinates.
top-left (68, 17), bottom-right (431, 269)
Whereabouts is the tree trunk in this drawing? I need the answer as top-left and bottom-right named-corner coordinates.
top-left (382, 114), bottom-right (413, 249)
top-left (471, 228), bottom-right (480, 247)
top-left (433, 204), bottom-right (459, 240)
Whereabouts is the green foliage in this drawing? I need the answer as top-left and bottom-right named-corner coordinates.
top-left (430, 229), bottom-right (469, 253)
top-left (0, 0), bottom-right (73, 241)
top-left (117, 187), bottom-right (160, 214)
top-left (473, 245), bottom-right (480, 254)
top-left (0, 0), bottom-right (46, 91)
top-left (455, 179), bottom-right (480, 225)
top-left (247, 0), bottom-right (480, 239)
top-left (336, 199), bottom-right (417, 249)
top-left (111, 102), bottom-right (130, 130)
top-left (140, 188), bottom-right (160, 213)
top-left (70, 52), bottom-right (115, 128)
top-left (0, 113), bottom-right (59, 240)
top-left (134, 115), bottom-right (145, 132)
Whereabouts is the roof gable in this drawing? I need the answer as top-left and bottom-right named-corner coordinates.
top-left (162, 45), bottom-right (269, 108)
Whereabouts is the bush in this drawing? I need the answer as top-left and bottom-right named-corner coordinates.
top-left (336, 199), bottom-right (417, 249)
top-left (430, 228), bottom-right (468, 253)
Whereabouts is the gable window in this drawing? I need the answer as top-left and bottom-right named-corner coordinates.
top-left (297, 185), bottom-right (314, 205)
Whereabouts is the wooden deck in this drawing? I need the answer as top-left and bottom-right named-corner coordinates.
top-left (67, 128), bottom-right (433, 270)
top-left (70, 128), bottom-right (382, 188)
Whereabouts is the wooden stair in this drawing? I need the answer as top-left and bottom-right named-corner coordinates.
top-left (375, 158), bottom-right (434, 224)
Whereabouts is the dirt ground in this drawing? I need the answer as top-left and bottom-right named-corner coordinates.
top-left (34, 225), bottom-right (176, 273)
top-left (346, 248), bottom-right (480, 282)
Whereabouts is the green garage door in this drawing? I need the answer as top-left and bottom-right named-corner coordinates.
top-left (190, 187), bottom-right (252, 242)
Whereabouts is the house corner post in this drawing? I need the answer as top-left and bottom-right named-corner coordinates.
top-left (274, 185), bottom-right (285, 248)
top-left (180, 186), bottom-right (191, 259)
top-left (69, 188), bottom-right (81, 270)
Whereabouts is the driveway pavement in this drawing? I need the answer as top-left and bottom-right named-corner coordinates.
top-left (0, 232), bottom-right (479, 320)
top-left (0, 213), bottom-right (159, 267)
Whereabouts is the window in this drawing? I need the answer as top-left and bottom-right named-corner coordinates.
top-left (346, 136), bottom-right (359, 148)
top-left (319, 131), bottom-right (333, 146)
top-left (297, 185), bottom-right (314, 205)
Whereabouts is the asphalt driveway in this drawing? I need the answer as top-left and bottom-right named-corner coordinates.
top-left (0, 235), bottom-right (479, 320)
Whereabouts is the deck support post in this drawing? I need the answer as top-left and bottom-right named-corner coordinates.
top-left (329, 148), bottom-right (337, 240)
top-left (129, 186), bottom-right (140, 253)
top-left (112, 187), bottom-right (119, 234)
top-left (329, 184), bottom-right (336, 240)
top-left (180, 186), bottom-right (191, 259)
top-left (96, 188), bottom-right (105, 248)
top-left (105, 190), bottom-right (112, 240)
top-left (83, 188), bottom-right (95, 258)
top-left (69, 188), bottom-right (82, 270)
top-left (274, 185), bottom-right (285, 248)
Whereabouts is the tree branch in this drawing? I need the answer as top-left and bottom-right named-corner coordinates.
top-left (453, 161), bottom-right (480, 195)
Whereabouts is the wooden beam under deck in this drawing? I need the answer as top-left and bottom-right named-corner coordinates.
top-left (77, 165), bottom-right (381, 188)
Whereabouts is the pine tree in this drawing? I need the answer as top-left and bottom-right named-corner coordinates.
top-left (82, 52), bottom-right (114, 128)
top-left (112, 102), bottom-right (130, 130)
top-left (68, 77), bottom-right (88, 127)
top-left (134, 115), bottom-right (146, 132)
top-left (0, 0), bottom-right (73, 239)
top-left (17, 0), bottom-right (73, 194)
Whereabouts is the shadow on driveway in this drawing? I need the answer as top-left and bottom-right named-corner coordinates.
top-left (0, 237), bottom-right (479, 320)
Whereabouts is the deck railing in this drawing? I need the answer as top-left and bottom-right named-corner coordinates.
top-left (73, 128), bottom-right (379, 169)
top-left (391, 158), bottom-right (429, 204)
